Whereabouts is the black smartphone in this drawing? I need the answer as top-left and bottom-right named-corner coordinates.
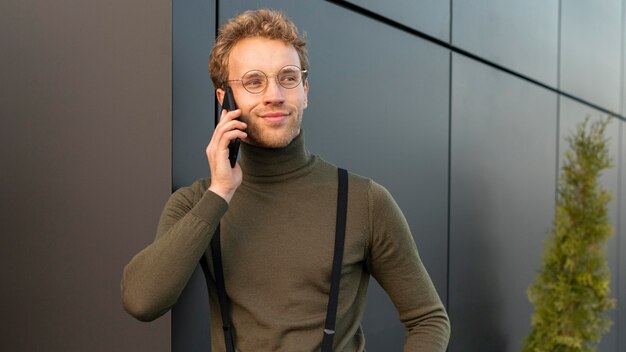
top-left (222, 86), bottom-right (240, 168)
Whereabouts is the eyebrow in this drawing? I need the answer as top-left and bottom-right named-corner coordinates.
top-left (244, 71), bottom-right (264, 76)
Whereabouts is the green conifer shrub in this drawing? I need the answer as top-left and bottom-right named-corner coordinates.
top-left (523, 117), bottom-right (616, 352)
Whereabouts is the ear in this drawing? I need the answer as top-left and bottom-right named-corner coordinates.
top-left (216, 88), bottom-right (225, 106)
top-left (303, 79), bottom-right (309, 109)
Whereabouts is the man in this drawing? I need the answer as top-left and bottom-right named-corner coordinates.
top-left (122, 9), bottom-right (450, 351)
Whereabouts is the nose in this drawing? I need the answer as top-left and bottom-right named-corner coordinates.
top-left (262, 76), bottom-right (285, 105)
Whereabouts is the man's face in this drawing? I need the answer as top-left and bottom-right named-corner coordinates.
top-left (216, 37), bottom-right (308, 148)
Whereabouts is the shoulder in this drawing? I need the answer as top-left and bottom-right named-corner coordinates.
top-left (312, 157), bottom-right (373, 191)
top-left (334, 166), bottom-right (400, 217)
top-left (311, 156), bottom-right (395, 200)
top-left (341, 169), bottom-right (404, 225)
top-left (339, 168), bottom-right (394, 205)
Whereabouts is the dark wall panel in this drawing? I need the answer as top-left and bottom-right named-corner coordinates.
top-left (344, 0), bottom-right (450, 42)
top-left (612, 121), bottom-right (626, 351)
top-left (620, 0), bottom-right (626, 116)
top-left (560, 0), bottom-right (622, 113)
top-left (0, 0), bottom-right (172, 350)
top-left (559, 97), bottom-right (621, 351)
top-left (449, 54), bottom-right (557, 352)
top-left (173, 266), bottom-right (213, 351)
top-left (622, 6), bottom-right (626, 348)
top-left (173, 0), bottom-right (217, 189)
top-left (171, 0), bottom-right (216, 349)
top-left (452, 0), bottom-right (559, 87)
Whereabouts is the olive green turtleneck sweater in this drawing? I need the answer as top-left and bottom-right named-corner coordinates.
top-left (122, 132), bottom-right (450, 351)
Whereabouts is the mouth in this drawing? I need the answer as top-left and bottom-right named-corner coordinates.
top-left (259, 111), bottom-right (290, 124)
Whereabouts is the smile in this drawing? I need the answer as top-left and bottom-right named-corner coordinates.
top-left (259, 112), bottom-right (290, 123)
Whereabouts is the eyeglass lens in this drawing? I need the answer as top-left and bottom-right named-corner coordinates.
top-left (241, 65), bottom-right (303, 93)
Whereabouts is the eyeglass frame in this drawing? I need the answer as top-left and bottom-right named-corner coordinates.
top-left (221, 65), bottom-right (308, 94)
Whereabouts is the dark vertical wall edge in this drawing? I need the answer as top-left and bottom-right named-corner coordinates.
top-left (445, 0), bottom-right (453, 312)
top-left (446, 49), bottom-right (453, 310)
top-left (617, 119), bottom-right (623, 352)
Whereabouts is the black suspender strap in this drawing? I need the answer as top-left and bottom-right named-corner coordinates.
top-left (199, 254), bottom-right (232, 351)
top-left (203, 167), bottom-right (349, 352)
top-left (321, 167), bottom-right (349, 352)
top-left (208, 224), bottom-right (235, 352)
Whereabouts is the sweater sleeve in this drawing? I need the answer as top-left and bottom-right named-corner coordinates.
top-left (121, 182), bottom-right (228, 322)
top-left (366, 181), bottom-right (450, 351)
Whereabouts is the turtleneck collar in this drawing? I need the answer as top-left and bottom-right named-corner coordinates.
top-left (239, 130), bottom-right (315, 182)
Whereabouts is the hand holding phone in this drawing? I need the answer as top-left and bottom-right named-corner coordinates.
top-left (206, 86), bottom-right (245, 203)
top-left (222, 86), bottom-right (240, 168)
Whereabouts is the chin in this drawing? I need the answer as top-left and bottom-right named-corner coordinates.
top-left (248, 127), bottom-right (301, 148)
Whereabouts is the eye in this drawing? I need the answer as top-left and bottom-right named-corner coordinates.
top-left (280, 74), bottom-right (297, 82)
top-left (244, 79), bottom-right (264, 88)
top-left (242, 73), bottom-right (266, 89)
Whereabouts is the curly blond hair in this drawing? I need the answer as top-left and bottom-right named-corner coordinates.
top-left (208, 9), bottom-right (308, 89)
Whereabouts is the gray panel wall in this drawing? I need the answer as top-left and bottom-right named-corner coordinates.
top-left (1, 0), bottom-right (171, 351)
top-left (621, 3), bottom-right (626, 347)
top-left (345, 0), bottom-right (450, 42)
top-left (560, 0), bottom-right (622, 113)
top-left (620, 122), bottom-right (626, 352)
top-left (172, 1), bottom-right (626, 351)
top-left (452, 0), bottom-right (559, 87)
top-left (449, 54), bottom-right (558, 351)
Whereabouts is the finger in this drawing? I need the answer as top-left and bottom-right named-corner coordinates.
top-left (214, 110), bottom-right (244, 138)
top-left (210, 114), bottom-right (245, 146)
top-left (218, 119), bottom-right (247, 133)
top-left (211, 122), bottom-right (247, 153)
top-left (217, 129), bottom-right (247, 150)
top-left (219, 108), bottom-right (241, 123)
top-left (206, 128), bottom-right (247, 158)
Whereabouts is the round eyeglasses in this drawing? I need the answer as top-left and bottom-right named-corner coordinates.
top-left (222, 65), bottom-right (308, 94)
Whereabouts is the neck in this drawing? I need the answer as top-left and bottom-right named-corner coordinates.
top-left (239, 130), bottom-right (314, 181)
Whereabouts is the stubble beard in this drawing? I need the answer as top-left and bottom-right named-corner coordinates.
top-left (241, 110), bottom-right (302, 148)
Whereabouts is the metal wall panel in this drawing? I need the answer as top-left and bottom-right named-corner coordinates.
top-left (171, 0), bottom-right (216, 350)
top-left (612, 121), bottom-right (626, 351)
top-left (558, 97), bottom-right (620, 351)
top-left (449, 53), bottom-right (557, 352)
top-left (621, 4), bottom-right (626, 345)
top-left (172, 0), bottom-right (217, 189)
top-left (560, 0), bottom-right (622, 113)
top-left (623, 0), bottom-right (626, 118)
top-left (452, 0), bottom-right (559, 87)
top-left (344, 0), bottom-right (450, 42)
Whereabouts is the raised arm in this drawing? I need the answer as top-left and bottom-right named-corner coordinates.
top-left (121, 106), bottom-right (246, 321)
top-left (121, 185), bottom-right (227, 321)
